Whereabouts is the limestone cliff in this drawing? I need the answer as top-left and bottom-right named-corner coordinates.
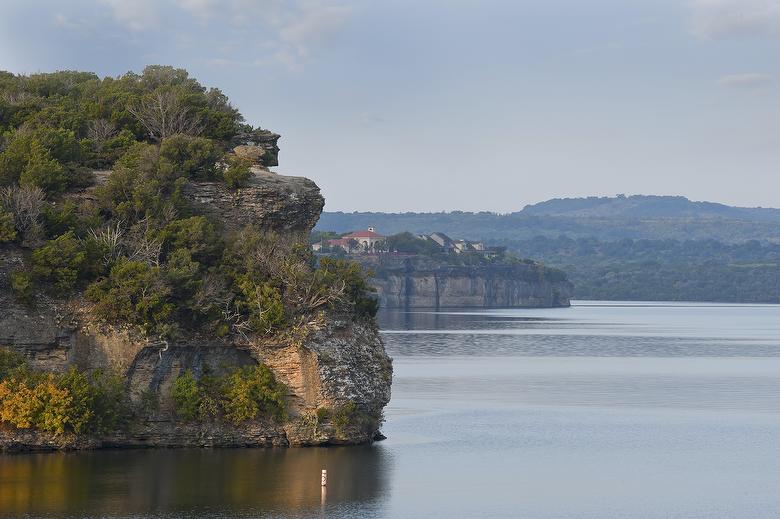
top-left (0, 169), bottom-right (391, 451)
top-left (364, 256), bottom-right (572, 309)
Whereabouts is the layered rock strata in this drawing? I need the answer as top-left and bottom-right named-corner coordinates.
top-left (0, 168), bottom-right (391, 451)
top-left (366, 257), bottom-right (572, 309)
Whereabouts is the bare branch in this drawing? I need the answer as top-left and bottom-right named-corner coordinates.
top-left (128, 91), bottom-right (203, 142)
top-left (0, 185), bottom-right (45, 246)
top-left (126, 218), bottom-right (162, 266)
top-left (87, 119), bottom-right (118, 152)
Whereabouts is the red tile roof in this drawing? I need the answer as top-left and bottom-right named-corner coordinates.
top-left (344, 230), bottom-right (385, 238)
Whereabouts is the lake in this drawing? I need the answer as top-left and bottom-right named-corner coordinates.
top-left (3, 301), bottom-right (780, 518)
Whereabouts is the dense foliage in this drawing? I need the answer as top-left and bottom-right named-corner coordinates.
top-left (171, 364), bottom-right (287, 425)
top-left (0, 349), bottom-right (128, 435)
top-left (317, 210), bottom-right (780, 244)
top-left (503, 236), bottom-right (780, 303)
top-left (1, 67), bottom-right (377, 340)
top-left (317, 209), bottom-right (780, 303)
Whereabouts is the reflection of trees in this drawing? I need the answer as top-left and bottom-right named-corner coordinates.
top-left (0, 446), bottom-right (391, 516)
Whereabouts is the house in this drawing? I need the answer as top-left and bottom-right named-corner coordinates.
top-left (342, 227), bottom-right (386, 252)
top-left (428, 232), bottom-right (453, 249)
top-left (320, 227), bottom-right (387, 253)
top-left (423, 231), bottom-right (496, 256)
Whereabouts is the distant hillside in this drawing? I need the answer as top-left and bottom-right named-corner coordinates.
top-left (520, 195), bottom-right (780, 221)
top-left (317, 195), bottom-right (780, 303)
top-left (317, 206), bottom-right (780, 245)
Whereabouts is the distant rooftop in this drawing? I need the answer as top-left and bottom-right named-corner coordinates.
top-left (344, 228), bottom-right (385, 238)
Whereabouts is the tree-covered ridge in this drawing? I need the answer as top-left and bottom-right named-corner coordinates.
top-left (0, 65), bottom-right (257, 194)
top-left (500, 236), bottom-right (780, 303)
top-left (316, 210), bottom-right (780, 303)
top-left (317, 210), bottom-right (780, 243)
top-left (0, 67), bottom-right (377, 341)
top-left (519, 195), bottom-right (780, 220)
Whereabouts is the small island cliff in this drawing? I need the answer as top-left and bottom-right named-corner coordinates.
top-left (0, 67), bottom-right (392, 451)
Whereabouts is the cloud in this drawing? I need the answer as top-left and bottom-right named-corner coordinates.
top-left (100, 0), bottom-right (160, 31)
top-left (717, 73), bottom-right (774, 88)
top-left (278, 4), bottom-right (353, 60)
top-left (691, 0), bottom-right (780, 39)
top-left (82, 0), bottom-right (353, 69)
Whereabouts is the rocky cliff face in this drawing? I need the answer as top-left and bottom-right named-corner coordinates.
top-left (232, 128), bottom-right (281, 168)
top-left (367, 257), bottom-right (572, 309)
top-left (184, 170), bottom-right (324, 242)
top-left (0, 169), bottom-right (391, 451)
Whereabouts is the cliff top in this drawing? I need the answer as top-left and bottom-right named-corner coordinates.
top-left (0, 66), bottom-right (374, 343)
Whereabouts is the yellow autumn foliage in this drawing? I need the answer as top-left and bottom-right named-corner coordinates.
top-left (0, 374), bottom-right (73, 434)
top-left (0, 350), bottom-right (129, 436)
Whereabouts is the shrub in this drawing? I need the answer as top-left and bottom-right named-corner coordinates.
top-left (0, 373), bottom-right (72, 433)
top-left (221, 365), bottom-right (287, 425)
top-left (159, 134), bottom-right (222, 181)
top-left (56, 368), bottom-right (96, 433)
top-left (0, 185), bottom-right (45, 244)
top-left (0, 349), bottom-right (26, 380)
top-left (160, 216), bottom-right (222, 264)
top-left (0, 128), bottom-right (77, 187)
top-left (222, 155), bottom-right (252, 188)
top-left (41, 200), bottom-right (82, 238)
top-left (19, 140), bottom-right (68, 193)
top-left (31, 231), bottom-right (86, 292)
top-left (0, 209), bottom-right (16, 242)
top-left (86, 259), bottom-right (174, 334)
top-left (332, 400), bottom-right (358, 430)
top-left (317, 258), bottom-right (379, 317)
top-left (171, 364), bottom-right (287, 425)
top-left (171, 370), bottom-right (201, 421)
top-left (9, 271), bottom-right (34, 302)
top-left (0, 366), bottom-right (129, 435)
top-left (236, 279), bottom-right (287, 334)
top-left (331, 400), bottom-right (377, 436)
top-left (85, 369), bottom-right (128, 433)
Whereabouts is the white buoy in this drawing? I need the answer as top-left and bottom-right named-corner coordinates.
top-left (321, 469), bottom-right (327, 487)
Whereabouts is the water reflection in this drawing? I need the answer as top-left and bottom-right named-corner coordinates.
top-left (6, 302), bottom-right (780, 519)
top-left (0, 446), bottom-right (391, 518)
top-left (378, 304), bottom-right (780, 357)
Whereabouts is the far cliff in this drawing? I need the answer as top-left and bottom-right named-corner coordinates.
top-left (365, 255), bottom-right (572, 309)
top-left (313, 231), bottom-right (572, 309)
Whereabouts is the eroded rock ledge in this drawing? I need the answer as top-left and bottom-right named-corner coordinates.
top-left (363, 256), bottom-right (573, 309)
top-left (184, 170), bottom-right (324, 241)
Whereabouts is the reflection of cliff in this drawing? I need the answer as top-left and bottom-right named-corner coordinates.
top-left (364, 256), bottom-right (572, 309)
top-left (0, 447), bottom-right (391, 516)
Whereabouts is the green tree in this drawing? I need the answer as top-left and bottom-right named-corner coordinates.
top-left (19, 140), bottom-right (68, 193)
top-left (171, 370), bottom-right (201, 421)
top-left (221, 365), bottom-right (287, 424)
top-left (31, 231), bottom-right (86, 292)
top-left (222, 155), bottom-right (252, 188)
top-left (0, 209), bottom-right (16, 242)
top-left (85, 259), bottom-right (174, 334)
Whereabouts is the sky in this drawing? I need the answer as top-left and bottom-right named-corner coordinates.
top-left (1, 0), bottom-right (779, 212)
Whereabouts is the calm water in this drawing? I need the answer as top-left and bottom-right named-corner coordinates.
top-left (3, 301), bottom-right (780, 518)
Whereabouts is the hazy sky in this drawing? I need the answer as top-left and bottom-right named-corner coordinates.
top-left (1, 0), bottom-right (779, 212)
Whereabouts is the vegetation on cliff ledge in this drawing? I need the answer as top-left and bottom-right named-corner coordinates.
top-left (172, 365), bottom-right (287, 425)
top-left (0, 66), bottom-right (377, 341)
top-left (0, 348), bottom-right (290, 435)
top-left (0, 349), bottom-right (128, 435)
